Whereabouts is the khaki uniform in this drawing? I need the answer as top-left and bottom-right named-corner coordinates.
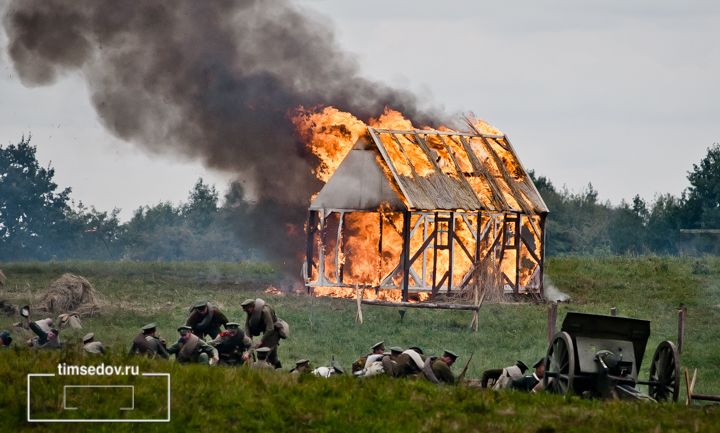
top-left (129, 333), bottom-right (169, 359)
top-left (186, 306), bottom-right (228, 339)
top-left (167, 334), bottom-right (218, 364)
top-left (387, 350), bottom-right (425, 378)
top-left (209, 331), bottom-right (252, 365)
top-left (244, 299), bottom-right (282, 368)
top-left (251, 360), bottom-right (275, 370)
top-left (430, 359), bottom-right (456, 384)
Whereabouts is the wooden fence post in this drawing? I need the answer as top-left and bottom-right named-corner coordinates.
top-left (610, 307), bottom-right (617, 317)
top-left (547, 302), bottom-right (557, 344)
top-left (678, 304), bottom-right (686, 354)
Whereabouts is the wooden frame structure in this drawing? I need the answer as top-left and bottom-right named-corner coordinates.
top-left (304, 126), bottom-right (549, 303)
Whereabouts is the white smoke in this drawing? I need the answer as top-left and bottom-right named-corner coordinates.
top-left (544, 277), bottom-right (570, 302)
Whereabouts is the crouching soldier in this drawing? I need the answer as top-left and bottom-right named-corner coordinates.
top-left (168, 326), bottom-right (219, 365)
top-left (241, 298), bottom-right (288, 369)
top-left (290, 359), bottom-right (312, 376)
top-left (250, 347), bottom-right (275, 370)
top-left (209, 322), bottom-right (251, 366)
top-left (186, 300), bottom-right (228, 339)
top-left (82, 333), bottom-right (105, 354)
top-left (481, 360), bottom-right (528, 389)
top-left (384, 347), bottom-right (425, 378)
top-left (129, 323), bottom-right (169, 359)
top-left (352, 341), bottom-right (385, 373)
top-left (510, 358), bottom-right (545, 392)
top-left (428, 350), bottom-right (458, 384)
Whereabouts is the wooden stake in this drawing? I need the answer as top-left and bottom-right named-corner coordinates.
top-left (547, 302), bottom-right (557, 344)
top-left (678, 304), bottom-right (686, 354)
top-left (355, 286), bottom-right (363, 324)
top-left (610, 307), bottom-right (617, 316)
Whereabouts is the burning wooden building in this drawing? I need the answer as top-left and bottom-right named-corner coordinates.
top-left (303, 119), bottom-right (548, 305)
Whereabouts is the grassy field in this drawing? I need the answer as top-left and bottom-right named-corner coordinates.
top-left (0, 257), bottom-right (719, 432)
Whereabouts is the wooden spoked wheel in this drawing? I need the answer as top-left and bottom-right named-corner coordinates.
top-left (544, 331), bottom-right (576, 395)
top-left (648, 340), bottom-right (680, 402)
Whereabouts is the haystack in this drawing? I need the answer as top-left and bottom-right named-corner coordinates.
top-left (39, 273), bottom-right (99, 316)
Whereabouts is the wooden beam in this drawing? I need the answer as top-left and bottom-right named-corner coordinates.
top-left (361, 299), bottom-right (481, 311)
top-left (401, 210), bottom-right (412, 302)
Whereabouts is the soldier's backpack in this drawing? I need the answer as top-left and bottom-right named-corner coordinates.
top-left (275, 319), bottom-right (290, 339)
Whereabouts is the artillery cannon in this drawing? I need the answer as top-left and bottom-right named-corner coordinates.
top-left (543, 312), bottom-right (680, 401)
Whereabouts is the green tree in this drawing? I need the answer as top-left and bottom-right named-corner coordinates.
top-left (683, 143), bottom-right (720, 229)
top-left (0, 136), bottom-right (71, 260)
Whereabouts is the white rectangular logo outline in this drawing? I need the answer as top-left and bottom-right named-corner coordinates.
top-left (27, 373), bottom-right (171, 423)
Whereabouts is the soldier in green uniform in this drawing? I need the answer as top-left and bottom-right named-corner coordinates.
top-left (185, 301), bottom-right (229, 339)
top-left (510, 358), bottom-right (545, 392)
top-left (352, 341), bottom-right (386, 373)
top-left (167, 325), bottom-right (219, 364)
top-left (82, 332), bottom-right (105, 354)
top-left (251, 347), bottom-right (275, 369)
top-left (429, 350), bottom-right (458, 384)
top-left (209, 322), bottom-right (252, 365)
top-left (389, 346), bottom-right (403, 361)
top-left (290, 359), bottom-right (312, 376)
top-left (385, 347), bottom-right (425, 378)
top-left (241, 298), bottom-right (284, 368)
top-left (129, 323), bottom-right (169, 359)
top-left (0, 330), bottom-right (12, 348)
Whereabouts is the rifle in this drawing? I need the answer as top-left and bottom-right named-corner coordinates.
top-left (457, 352), bottom-right (474, 383)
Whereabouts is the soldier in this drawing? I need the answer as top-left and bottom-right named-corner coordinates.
top-left (0, 330), bottom-right (11, 348)
top-left (82, 332), bottom-right (105, 354)
top-left (352, 341), bottom-right (386, 373)
top-left (22, 307), bottom-right (61, 349)
top-left (481, 360), bottom-right (528, 389)
top-left (185, 301), bottom-right (228, 339)
top-left (510, 358), bottom-right (545, 392)
top-left (129, 323), bottom-right (169, 359)
top-left (167, 325), bottom-right (219, 364)
top-left (384, 347), bottom-right (425, 378)
top-left (389, 346), bottom-right (403, 361)
top-left (209, 322), bottom-right (252, 365)
top-left (241, 298), bottom-right (285, 368)
top-left (429, 350), bottom-right (458, 384)
top-left (251, 347), bottom-right (275, 370)
top-left (290, 359), bottom-right (312, 376)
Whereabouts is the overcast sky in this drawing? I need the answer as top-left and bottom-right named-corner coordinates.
top-left (1, 0), bottom-right (718, 220)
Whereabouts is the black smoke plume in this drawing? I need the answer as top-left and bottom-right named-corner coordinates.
top-left (2, 0), bottom-right (436, 265)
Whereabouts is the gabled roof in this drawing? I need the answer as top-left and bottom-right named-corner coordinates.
top-left (310, 126), bottom-right (548, 215)
top-left (309, 138), bottom-right (405, 211)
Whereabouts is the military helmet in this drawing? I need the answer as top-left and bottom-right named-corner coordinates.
top-left (390, 346), bottom-right (403, 354)
top-left (371, 341), bottom-right (385, 350)
top-left (295, 359), bottom-right (310, 366)
top-left (226, 322), bottom-right (240, 328)
top-left (256, 347), bottom-right (271, 353)
top-left (515, 360), bottom-right (529, 373)
top-left (177, 325), bottom-right (192, 333)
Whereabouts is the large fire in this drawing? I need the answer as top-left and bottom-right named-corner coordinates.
top-left (293, 106), bottom-right (542, 303)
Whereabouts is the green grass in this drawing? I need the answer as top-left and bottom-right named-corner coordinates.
top-left (1, 257), bottom-right (719, 432)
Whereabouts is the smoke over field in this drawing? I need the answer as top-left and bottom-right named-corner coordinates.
top-left (2, 0), bottom-right (437, 262)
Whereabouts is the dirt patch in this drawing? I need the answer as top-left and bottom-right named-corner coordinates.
top-left (38, 273), bottom-right (99, 316)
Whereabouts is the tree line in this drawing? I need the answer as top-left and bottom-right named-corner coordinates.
top-left (1, 136), bottom-right (719, 262)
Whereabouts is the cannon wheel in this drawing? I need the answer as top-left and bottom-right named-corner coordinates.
top-left (648, 340), bottom-right (680, 402)
top-left (544, 331), bottom-right (576, 395)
